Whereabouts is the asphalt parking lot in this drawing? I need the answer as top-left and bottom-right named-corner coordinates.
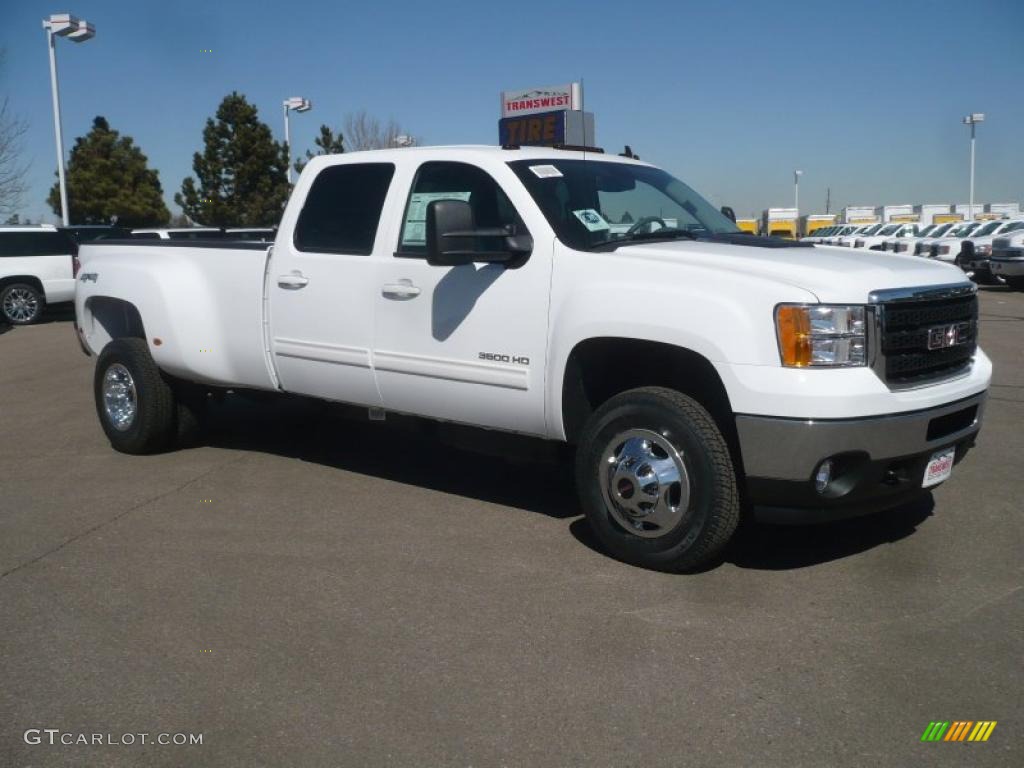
top-left (1, 290), bottom-right (1021, 768)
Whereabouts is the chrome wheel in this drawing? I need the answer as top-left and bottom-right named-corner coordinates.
top-left (102, 364), bottom-right (137, 432)
top-left (599, 428), bottom-right (691, 539)
top-left (2, 287), bottom-right (41, 323)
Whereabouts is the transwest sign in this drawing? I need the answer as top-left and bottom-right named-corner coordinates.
top-left (500, 83), bottom-right (582, 118)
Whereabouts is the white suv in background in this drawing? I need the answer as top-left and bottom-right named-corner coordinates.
top-left (0, 225), bottom-right (77, 325)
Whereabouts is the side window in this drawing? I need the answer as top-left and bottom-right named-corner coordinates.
top-left (294, 163), bottom-right (395, 255)
top-left (397, 161), bottom-right (523, 256)
top-left (0, 232), bottom-right (74, 256)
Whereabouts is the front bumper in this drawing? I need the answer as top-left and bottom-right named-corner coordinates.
top-left (963, 256), bottom-right (992, 274)
top-left (991, 255), bottom-right (1024, 277)
top-left (736, 392), bottom-right (986, 523)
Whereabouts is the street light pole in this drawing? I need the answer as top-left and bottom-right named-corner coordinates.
top-left (282, 97), bottom-right (312, 184)
top-left (45, 24), bottom-right (68, 226)
top-left (42, 14), bottom-right (95, 226)
top-left (962, 113), bottom-right (984, 218)
top-left (794, 169), bottom-right (802, 215)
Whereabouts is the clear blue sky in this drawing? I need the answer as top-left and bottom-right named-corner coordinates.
top-left (3, 0), bottom-right (1023, 222)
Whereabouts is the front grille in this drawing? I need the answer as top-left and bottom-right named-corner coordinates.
top-left (875, 290), bottom-right (977, 386)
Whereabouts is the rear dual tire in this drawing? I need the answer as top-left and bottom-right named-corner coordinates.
top-left (94, 338), bottom-right (204, 454)
top-left (576, 387), bottom-right (740, 572)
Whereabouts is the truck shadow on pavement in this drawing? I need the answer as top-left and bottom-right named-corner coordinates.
top-left (568, 496), bottom-right (935, 572)
top-left (203, 394), bottom-right (580, 520)
top-left (203, 393), bottom-right (935, 571)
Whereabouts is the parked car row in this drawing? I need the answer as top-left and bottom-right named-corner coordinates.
top-left (802, 218), bottom-right (1024, 286)
top-left (0, 225), bottom-right (276, 325)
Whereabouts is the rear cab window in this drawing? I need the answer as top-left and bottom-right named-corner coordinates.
top-left (295, 163), bottom-right (396, 254)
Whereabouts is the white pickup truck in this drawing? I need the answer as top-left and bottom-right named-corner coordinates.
top-left (74, 146), bottom-right (991, 572)
top-left (990, 229), bottom-right (1024, 289)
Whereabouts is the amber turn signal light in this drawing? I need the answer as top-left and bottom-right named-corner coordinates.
top-left (776, 306), bottom-right (812, 367)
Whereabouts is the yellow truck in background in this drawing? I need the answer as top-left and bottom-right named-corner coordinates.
top-left (761, 208), bottom-right (798, 239)
top-left (802, 214), bottom-right (836, 237)
top-left (735, 218), bottom-right (759, 235)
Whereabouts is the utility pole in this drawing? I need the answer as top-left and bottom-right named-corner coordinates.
top-left (825, 187), bottom-right (831, 215)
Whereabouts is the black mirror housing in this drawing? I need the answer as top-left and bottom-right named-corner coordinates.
top-left (425, 199), bottom-right (532, 267)
top-left (721, 206), bottom-right (737, 223)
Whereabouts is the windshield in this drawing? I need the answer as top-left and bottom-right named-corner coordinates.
top-left (508, 159), bottom-right (739, 250)
top-left (951, 222), bottom-right (980, 238)
top-left (930, 223), bottom-right (954, 237)
top-left (860, 224), bottom-right (883, 236)
top-left (1001, 222), bottom-right (1024, 234)
top-left (972, 221), bottom-right (1001, 237)
top-left (879, 224), bottom-right (901, 235)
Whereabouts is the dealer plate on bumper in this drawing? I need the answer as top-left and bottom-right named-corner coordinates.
top-left (923, 447), bottom-right (955, 488)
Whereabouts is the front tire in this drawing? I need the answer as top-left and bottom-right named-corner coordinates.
top-left (575, 387), bottom-right (740, 572)
top-left (0, 283), bottom-right (45, 325)
top-left (94, 338), bottom-right (177, 454)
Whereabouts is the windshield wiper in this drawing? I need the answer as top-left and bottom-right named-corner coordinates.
top-left (592, 228), bottom-right (699, 249)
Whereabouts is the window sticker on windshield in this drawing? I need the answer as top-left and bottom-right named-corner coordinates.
top-left (529, 164), bottom-right (563, 179)
top-left (573, 209), bottom-right (610, 232)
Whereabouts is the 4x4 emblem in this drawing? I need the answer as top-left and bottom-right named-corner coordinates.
top-left (927, 323), bottom-right (968, 350)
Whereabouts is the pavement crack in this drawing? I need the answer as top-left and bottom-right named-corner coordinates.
top-left (0, 455), bottom-right (244, 582)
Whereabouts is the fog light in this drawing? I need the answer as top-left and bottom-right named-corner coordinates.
top-left (814, 459), bottom-right (833, 494)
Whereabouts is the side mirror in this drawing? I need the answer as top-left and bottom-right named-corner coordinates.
top-left (426, 199), bottom-right (532, 267)
top-left (720, 206), bottom-right (736, 223)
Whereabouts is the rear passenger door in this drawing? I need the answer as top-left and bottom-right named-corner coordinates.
top-left (268, 162), bottom-right (397, 405)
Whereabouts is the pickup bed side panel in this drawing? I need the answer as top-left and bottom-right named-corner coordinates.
top-left (76, 244), bottom-right (276, 390)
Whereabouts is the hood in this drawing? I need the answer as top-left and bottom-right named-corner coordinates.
top-left (607, 239), bottom-right (969, 303)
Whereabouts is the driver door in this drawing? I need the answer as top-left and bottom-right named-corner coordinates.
top-left (372, 160), bottom-right (552, 435)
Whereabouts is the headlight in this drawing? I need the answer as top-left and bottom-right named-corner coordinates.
top-left (938, 245), bottom-right (950, 255)
top-left (976, 244), bottom-right (991, 256)
top-left (776, 305), bottom-right (867, 368)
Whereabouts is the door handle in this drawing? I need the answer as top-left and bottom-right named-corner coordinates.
top-left (381, 281), bottom-right (421, 300)
top-left (277, 272), bottom-right (309, 289)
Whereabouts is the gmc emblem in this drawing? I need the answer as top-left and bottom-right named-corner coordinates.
top-left (927, 323), bottom-right (968, 350)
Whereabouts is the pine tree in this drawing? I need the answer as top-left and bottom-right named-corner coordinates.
top-left (47, 116), bottom-right (170, 227)
top-left (294, 124), bottom-right (345, 176)
top-left (175, 92), bottom-right (289, 227)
